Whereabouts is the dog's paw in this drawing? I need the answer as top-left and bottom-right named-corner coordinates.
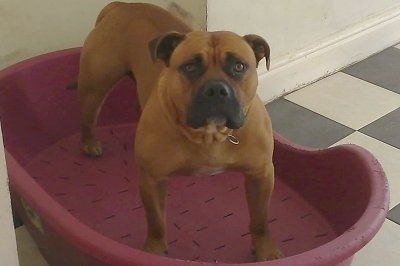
top-left (82, 139), bottom-right (103, 157)
top-left (144, 238), bottom-right (168, 256)
top-left (255, 246), bottom-right (284, 261)
top-left (253, 238), bottom-right (284, 261)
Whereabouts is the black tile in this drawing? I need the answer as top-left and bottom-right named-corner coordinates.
top-left (388, 203), bottom-right (400, 225)
top-left (342, 47), bottom-right (400, 94)
top-left (266, 98), bottom-right (354, 148)
top-left (360, 108), bottom-right (400, 149)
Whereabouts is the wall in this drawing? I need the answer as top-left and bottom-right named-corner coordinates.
top-left (0, 0), bottom-right (206, 69)
top-left (0, 127), bottom-right (19, 266)
top-left (3, 0), bottom-right (400, 101)
top-left (207, 0), bottom-right (400, 101)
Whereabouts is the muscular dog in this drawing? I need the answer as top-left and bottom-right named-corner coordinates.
top-left (76, 2), bottom-right (283, 261)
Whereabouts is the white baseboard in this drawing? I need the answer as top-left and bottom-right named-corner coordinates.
top-left (257, 5), bottom-right (400, 103)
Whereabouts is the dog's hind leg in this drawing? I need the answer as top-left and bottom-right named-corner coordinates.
top-left (78, 84), bottom-right (110, 157)
top-left (77, 42), bottom-right (128, 157)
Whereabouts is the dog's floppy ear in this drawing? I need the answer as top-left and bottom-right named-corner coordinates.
top-left (148, 31), bottom-right (186, 66)
top-left (243, 34), bottom-right (270, 70)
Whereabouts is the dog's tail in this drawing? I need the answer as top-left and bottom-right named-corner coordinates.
top-left (95, 1), bottom-right (124, 26)
top-left (66, 79), bottom-right (78, 90)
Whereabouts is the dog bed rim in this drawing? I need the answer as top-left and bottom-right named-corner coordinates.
top-left (5, 136), bottom-right (388, 266)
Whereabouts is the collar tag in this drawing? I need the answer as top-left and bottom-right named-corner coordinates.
top-left (227, 134), bottom-right (239, 145)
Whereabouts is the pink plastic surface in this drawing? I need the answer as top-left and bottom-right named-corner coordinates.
top-left (0, 48), bottom-right (389, 266)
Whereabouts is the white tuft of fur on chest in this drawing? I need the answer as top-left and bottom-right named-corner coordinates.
top-left (193, 166), bottom-right (226, 176)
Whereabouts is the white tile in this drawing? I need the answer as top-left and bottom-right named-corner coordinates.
top-left (352, 219), bottom-right (400, 266)
top-left (333, 132), bottom-right (400, 208)
top-left (285, 72), bottom-right (400, 130)
top-left (395, 43), bottom-right (400, 49)
top-left (15, 226), bottom-right (48, 266)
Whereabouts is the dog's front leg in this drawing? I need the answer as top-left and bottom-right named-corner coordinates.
top-left (244, 163), bottom-right (283, 261)
top-left (138, 168), bottom-right (168, 255)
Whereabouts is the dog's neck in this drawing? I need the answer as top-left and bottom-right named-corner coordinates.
top-left (177, 120), bottom-right (233, 145)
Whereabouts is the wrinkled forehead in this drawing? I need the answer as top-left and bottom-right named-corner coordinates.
top-left (170, 31), bottom-right (256, 66)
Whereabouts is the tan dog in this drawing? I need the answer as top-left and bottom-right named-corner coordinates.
top-left (76, 2), bottom-right (282, 261)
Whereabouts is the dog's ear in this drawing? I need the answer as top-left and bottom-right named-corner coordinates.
top-left (243, 34), bottom-right (270, 70)
top-left (148, 32), bottom-right (186, 66)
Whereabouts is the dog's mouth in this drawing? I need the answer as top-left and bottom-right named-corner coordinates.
top-left (206, 116), bottom-right (227, 126)
top-left (186, 105), bottom-right (244, 129)
top-left (185, 80), bottom-right (244, 129)
top-left (186, 112), bottom-right (243, 129)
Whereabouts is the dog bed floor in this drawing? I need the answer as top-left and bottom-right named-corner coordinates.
top-left (26, 123), bottom-right (336, 263)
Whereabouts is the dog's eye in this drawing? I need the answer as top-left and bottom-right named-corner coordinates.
top-left (179, 56), bottom-right (204, 81)
top-left (233, 62), bottom-right (246, 73)
top-left (184, 63), bottom-right (198, 73)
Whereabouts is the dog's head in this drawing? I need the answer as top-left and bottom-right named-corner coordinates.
top-left (150, 31), bottom-right (270, 130)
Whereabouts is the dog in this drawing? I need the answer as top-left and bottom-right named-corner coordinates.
top-left (74, 2), bottom-right (283, 261)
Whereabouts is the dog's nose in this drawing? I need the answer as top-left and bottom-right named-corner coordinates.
top-left (201, 80), bottom-right (232, 100)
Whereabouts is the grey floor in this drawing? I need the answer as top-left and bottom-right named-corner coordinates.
top-left (266, 43), bottom-right (400, 266)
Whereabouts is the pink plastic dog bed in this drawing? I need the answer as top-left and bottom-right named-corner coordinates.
top-left (0, 48), bottom-right (389, 266)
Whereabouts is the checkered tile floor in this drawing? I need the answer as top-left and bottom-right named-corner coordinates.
top-left (15, 43), bottom-right (400, 265)
top-left (267, 43), bottom-right (400, 266)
